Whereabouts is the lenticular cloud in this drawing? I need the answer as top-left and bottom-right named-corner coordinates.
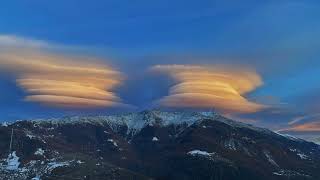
top-left (151, 65), bottom-right (266, 114)
top-left (0, 35), bottom-right (127, 108)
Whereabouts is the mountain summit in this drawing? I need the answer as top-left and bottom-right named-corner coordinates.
top-left (0, 110), bottom-right (319, 180)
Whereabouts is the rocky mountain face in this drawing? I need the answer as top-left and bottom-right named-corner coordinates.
top-left (0, 110), bottom-right (319, 180)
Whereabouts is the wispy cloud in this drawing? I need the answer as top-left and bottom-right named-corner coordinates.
top-left (277, 113), bottom-right (320, 134)
top-left (151, 64), bottom-right (266, 114)
top-left (287, 114), bottom-right (320, 125)
top-left (0, 35), bottom-right (129, 108)
top-left (279, 121), bottom-right (320, 133)
top-left (0, 35), bottom-right (49, 49)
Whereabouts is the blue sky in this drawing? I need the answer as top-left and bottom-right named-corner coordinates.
top-left (0, 0), bottom-right (320, 136)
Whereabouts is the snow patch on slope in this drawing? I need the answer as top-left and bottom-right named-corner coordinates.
top-left (5, 151), bottom-right (20, 170)
top-left (224, 138), bottom-right (237, 151)
top-left (263, 151), bottom-right (279, 167)
top-left (1, 122), bottom-right (9, 127)
top-left (273, 169), bottom-right (310, 177)
top-left (47, 161), bottom-right (70, 171)
top-left (107, 139), bottom-right (118, 147)
top-left (297, 153), bottom-right (308, 160)
top-left (187, 149), bottom-right (232, 164)
top-left (188, 150), bottom-right (214, 157)
top-left (34, 148), bottom-right (45, 156)
top-left (152, 137), bottom-right (159, 141)
top-left (31, 175), bottom-right (41, 180)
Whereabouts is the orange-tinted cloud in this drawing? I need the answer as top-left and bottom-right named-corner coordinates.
top-left (280, 121), bottom-right (320, 133)
top-left (0, 35), bottom-right (127, 108)
top-left (151, 65), bottom-right (266, 114)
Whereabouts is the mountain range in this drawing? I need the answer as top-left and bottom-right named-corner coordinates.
top-left (0, 110), bottom-right (319, 180)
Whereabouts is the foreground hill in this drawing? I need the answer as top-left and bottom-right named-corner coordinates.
top-left (0, 110), bottom-right (319, 180)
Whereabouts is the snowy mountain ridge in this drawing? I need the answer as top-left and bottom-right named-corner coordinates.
top-left (1, 110), bottom-right (303, 143)
top-left (27, 110), bottom-right (282, 138)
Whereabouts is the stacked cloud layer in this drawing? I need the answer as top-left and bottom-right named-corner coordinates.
top-left (0, 35), bottom-right (126, 108)
top-left (152, 65), bottom-right (266, 114)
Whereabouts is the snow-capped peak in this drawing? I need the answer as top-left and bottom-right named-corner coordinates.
top-left (30, 110), bottom-right (218, 136)
top-left (25, 110), bottom-right (290, 141)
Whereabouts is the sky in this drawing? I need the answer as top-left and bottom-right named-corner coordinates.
top-left (0, 0), bottom-right (320, 141)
